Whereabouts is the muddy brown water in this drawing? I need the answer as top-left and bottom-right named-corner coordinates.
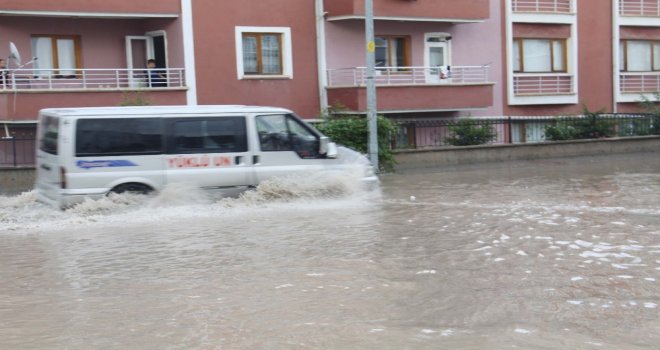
top-left (1, 153), bottom-right (658, 349)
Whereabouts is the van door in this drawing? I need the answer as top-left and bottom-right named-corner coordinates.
top-left (252, 114), bottom-right (324, 183)
top-left (35, 114), bottom-right (63, 202)
top-left (165, 116), bottom-right (251, 189)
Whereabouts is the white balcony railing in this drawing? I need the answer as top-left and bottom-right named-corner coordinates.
top-left (327, 66), bottom-right (490, 87)
top-left (619, 0), bottom-right (660, 16)
top-left (0, 68), bottom-right (185, 91)
top-left (513, 73), bottom-right (574, 95)
top-left (511, 0), bottom-right (573, 13)
top-left (620, 72), bottom-right (660, 93)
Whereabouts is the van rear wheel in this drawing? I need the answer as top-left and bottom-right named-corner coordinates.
top-left (110, 183), bottom-right (153, 195)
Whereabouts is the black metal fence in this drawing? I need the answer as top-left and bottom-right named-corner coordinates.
top-left (0, 114), bottom-right (658, 167)
top-left (392, 113), bottom-right (660, 150)
top-left (0, 138), bottom-right (36, 167)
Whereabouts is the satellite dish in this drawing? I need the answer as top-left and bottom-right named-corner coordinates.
top-left (9, 42), bottom-right (21, 66)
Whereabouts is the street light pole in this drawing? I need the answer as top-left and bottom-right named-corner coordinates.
top-left (365, 0), bottom-right (379, 172)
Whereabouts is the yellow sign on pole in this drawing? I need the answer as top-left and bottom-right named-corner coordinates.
top-left (367, 41), bottom-right (375, 53)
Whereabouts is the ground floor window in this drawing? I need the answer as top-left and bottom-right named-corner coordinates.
top-left (513, 38), bottom-right (566, 73)
top-left (235, 27), bottom-right (292, 79)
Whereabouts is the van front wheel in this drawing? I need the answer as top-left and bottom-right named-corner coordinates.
top-left (110, 183), bottom-right (153, 195)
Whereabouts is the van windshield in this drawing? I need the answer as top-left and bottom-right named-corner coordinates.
top-left (39, 115), bottom-right (59, 155)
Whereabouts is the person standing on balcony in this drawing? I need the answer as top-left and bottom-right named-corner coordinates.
top-left (146, 59), bottom-right (167, 87)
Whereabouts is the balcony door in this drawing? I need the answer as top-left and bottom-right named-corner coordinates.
top-left (125, 31), bottom-right (167, 87)
top-left (424, 33), bottom-right (451, 83)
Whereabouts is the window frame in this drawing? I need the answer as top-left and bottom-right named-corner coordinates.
top-left (255, 114), bottom-right (321, 159)
top-left (620, 39), bottom-right (660, 72)
top-left (31, 34), bottom-right (82, 78)
top-left (235, 26), bottom-right (293, 80)
top-left (513, 38), bottom-right (567, 73)
top-left (375, 35), bottom-right (412, 71)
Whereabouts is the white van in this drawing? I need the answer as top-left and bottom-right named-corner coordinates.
top-left (35, 105), bottom-right (377, 208)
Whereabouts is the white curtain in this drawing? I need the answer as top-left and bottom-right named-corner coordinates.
top-left (627, 41), bottom-right (651, 71)
top-left (523, 39), bottom-right (551, 72)
top-left (654, 44), bottom-right (660, 70)
top-left (513, 41), bottom-right (521, 71)
top-left (56, 39), bottom-right (76, 76)
top-left (552, 40), bottom-right (564, 71)
top-left (32, 37), bottom-right (53, 78)
top-left (242, 36), bottom-right (258, 74)
top-left (261, 35), bottom-right (281, 74)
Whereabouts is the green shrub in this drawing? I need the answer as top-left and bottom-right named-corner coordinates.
top-left (545, 106), bottom-right (616, 141)
top-left (444, 119), bottom-right (497, 146)
top-left (638, 92), bottom-right (660, 135)
top-left (316, 115), bottom-right (396, 172)
top-left (544, 123), bottom-right (578, 141)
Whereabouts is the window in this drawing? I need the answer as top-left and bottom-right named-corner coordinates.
top-left (620, 40), bottom-right (660, 72)
top-left (171, 117), bottom-right (247, 154)
top-left (235, 27), bottom-right (293, 79)
top-left (513, 38), bottom-right (566, 73)
top-left (242, 33), bottom-right (282, 75)
top-left (31, 35), bottom-right (82, 78)
top-left (256, 114), bottom-right (319, 158)
top-left (76, 119), bottom-right (163, 156)
top-left (38, 116), bottom-right (59, 155)
top-left (375, 36), bottom-right (410, 69)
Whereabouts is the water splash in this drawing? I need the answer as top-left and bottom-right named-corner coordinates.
top-left (0, 166), bottom-right (379, 233)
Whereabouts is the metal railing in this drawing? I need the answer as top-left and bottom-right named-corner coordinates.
top-left (511, 0), bottom-right (573, 13)
top-left (0, 138), bottom-right (35, 167)
top-left (513, 73), bottom-right (574, 95)
top-left (327, 66), bottom-right (490, 87)
top-left (0, 68), bottom-right (185, 91)
top-left (1, 114), bottom-right (658, 166)
top-left (392, 114), bottom-right (660, 150)
top-left (619, 0), bottom-right (660, 16)
top-left (620, 72), bottom-right (660, 93)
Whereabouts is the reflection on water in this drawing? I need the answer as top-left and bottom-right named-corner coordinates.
top-left (0, 153), bottom-right (659, 349)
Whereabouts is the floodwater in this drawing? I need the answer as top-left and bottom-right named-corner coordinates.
top-left (0, 153), bottom-right (659, 350)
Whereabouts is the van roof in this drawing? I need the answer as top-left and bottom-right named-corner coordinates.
top-left (39, 105), bottom-right (294, 117)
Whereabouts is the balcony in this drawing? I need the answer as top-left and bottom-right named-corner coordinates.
top-left (619, 0), bottom-right (660, 17)
top-left (513, 73), bottom-right (574, 95)
top-left (324, 0), bottom-right (489, 22)
top-left (326, 66), bottom-right (493, 113)
top-left (0, 0), bottom-right (180, 17)
top-left (619, 72), bottom-right (660, 102)
top-left (0, 68), bottom-right (187, 121)
top-left (511, 0), bottom-right (573, 14)
top-left (1, 68), bottom-right (185, 91)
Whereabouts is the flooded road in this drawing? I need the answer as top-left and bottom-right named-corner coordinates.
top-left (1, 153), bottom-right (659, 349)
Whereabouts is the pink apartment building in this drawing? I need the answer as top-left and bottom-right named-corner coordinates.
top-left (0, 0), bottom-right (659, 144)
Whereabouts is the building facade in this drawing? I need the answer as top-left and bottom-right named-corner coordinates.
top-left (0, 0), bottom-right (659, 143)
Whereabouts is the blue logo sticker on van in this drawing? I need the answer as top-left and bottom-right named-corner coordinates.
top-left (77, 160), bottom-right (138, 169)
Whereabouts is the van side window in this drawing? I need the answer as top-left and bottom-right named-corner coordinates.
top-left (171, 117), bottom-right (247, 154)
top-left (256, 114), bottom-right (319, 158)
top-left (76, 118), bottom-right (163, 156)
top-left (39, 116), bottom-right (59, 155)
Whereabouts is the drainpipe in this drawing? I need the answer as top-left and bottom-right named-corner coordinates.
top-left (181, 0), bottom-right (198, 105)
top-left (315, 0), bottom-right (329, 113)
top-left (612, 0), bottom-right (619, 113)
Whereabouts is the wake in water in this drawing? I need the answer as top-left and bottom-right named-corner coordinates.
top-left (0, 165), bottom-right (380, 232)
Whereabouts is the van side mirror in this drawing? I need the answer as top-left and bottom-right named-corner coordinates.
top-left (319, 136), bottom-right (338, 158)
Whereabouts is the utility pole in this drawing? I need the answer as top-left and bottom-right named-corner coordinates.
top-left (365, 0), bottom-right (379, 172)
